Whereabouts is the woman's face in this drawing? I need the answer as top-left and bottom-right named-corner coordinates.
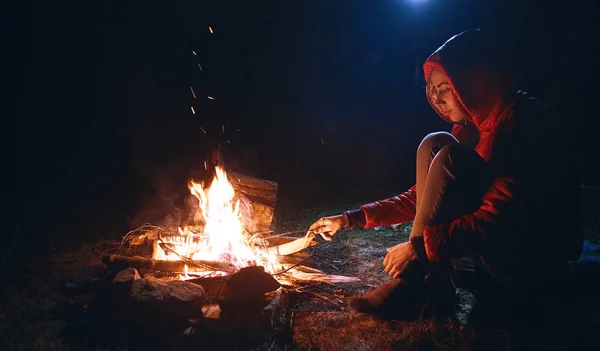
top-left (428, 68), bottom-right (465, 123)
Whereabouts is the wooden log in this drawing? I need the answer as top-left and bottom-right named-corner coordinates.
top-left (226, 169), bottom-right (278, 233)
top-left (226, 170), bottom-right (278, 207)
top-left (101, 254), bottom-right (234, 272)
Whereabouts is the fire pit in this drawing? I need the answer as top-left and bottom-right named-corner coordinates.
top-left (99, 166), bottom-right (359, 345)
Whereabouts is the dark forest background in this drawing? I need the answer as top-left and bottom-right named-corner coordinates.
top-left (7, 0), bottom-right (599, 257)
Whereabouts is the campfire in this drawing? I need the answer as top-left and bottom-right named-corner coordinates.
top-left (103, 166), bottom-right (354, 285)
top-left (151, 166), bottom-right (279, 275)
top-left (99, 165), bottom-right (358, 343)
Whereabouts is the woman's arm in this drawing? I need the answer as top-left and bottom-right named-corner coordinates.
top-left (343, 186), bottom-right (418, 229)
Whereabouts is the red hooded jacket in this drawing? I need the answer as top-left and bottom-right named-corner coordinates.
top-left (345, 30), bottom-right (582, 283)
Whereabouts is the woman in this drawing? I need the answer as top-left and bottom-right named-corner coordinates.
top-left (307, 29), bottom-right (582, 322)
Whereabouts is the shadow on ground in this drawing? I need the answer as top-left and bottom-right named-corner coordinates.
top-left (1, 201), bottom-right (599, 350)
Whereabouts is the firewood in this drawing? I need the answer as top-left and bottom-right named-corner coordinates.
top-left (226, 169), bottom-right (278, 233)
top-left (274, 253), bottom-right (314, 266)
top-left (101, 254), bottom-right (234, 272)
top-left (226, 170), bottom-right (278, 207)
top-left (265, 234), bottom-right (318, 256)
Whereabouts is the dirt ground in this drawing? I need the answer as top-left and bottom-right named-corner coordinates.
top-left (1, 200), bottom-right (599, 351)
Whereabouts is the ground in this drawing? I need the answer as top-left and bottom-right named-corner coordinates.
top-left (1, 200), bottom-right (599, 351)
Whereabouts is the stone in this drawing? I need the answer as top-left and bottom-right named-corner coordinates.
top-left (130, 276), bottom-right (205, 318)
top-left (110, 267), bottom-right (142, 297)
top-left (112, 267), bottom-right (141, 284)
top-left (218, 266), bottom-right (281, 302)
top-left (187, 289), bottom-right (290, 344)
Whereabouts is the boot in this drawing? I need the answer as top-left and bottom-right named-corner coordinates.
top-left (468, 288), bottom-right (516, 327)
top-left (420, 269), bottom-right (461, 318)
top-left (348, 277), bottom-right (427, 320)
top-left (348, 259), bottom-right (431, 320)
top-left (348, 262), bottom-right (461, 320)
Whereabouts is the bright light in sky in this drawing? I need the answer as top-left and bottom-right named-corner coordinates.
top-left (401, 0), bottom-right (431, 12)
top-left (404, 0), bottom-right (429, 5)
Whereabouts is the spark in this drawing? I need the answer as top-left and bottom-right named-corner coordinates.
top-left (208, 96), bottom-right (214, 100)
top-left (222, 125), bottom-right (225, 133)
top-left (199, 126), bottom-right (207, 134)
top-left (189, 86), bottom-right (196, 98)
top-left (320, 138), bottom-right (325, 145)
top-left (197, 63), bottom-right (203, 71)
top-left (209, 26), bottom-right (213, 34)
top-left (190, 106), bottom-right (196, 114)
top-left (204, 161), bottom-right (207, 170)
top-left (227, 139), bottom-right (231, 144)
top-left (192, 50), bottom-right (197, 56)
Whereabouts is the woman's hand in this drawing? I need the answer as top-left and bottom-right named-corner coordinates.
top-left (307, 215), bottom-right (348, 241)
top-left (383, 242), bottom-right (419, 279)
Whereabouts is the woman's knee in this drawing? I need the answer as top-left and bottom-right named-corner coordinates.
top-left (431, 144), bottom-right (488, 180)
top-left (434, 143), bottom-right (481, 164)
top-left (417, 132), bottom-right (458, 158)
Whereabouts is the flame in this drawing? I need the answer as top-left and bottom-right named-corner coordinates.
top-left (179, 264), bottom-right (189, 281)
top-left (160, 166), bottom-right (275, 273)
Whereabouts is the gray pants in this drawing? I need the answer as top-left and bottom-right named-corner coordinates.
top-left (411, 132), bottom-right (491, 238)
top-left (409, 132), bottom-right (491, 283)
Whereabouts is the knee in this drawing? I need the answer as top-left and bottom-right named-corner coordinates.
top-left (417, 132), bottom-right (458, 158)
top-left (432, 143), bottom-right (485, 171)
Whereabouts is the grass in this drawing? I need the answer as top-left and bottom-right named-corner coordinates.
top-left (1, 199), bottom-right (599, 350)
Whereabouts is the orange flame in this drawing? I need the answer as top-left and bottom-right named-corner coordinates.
top-left (161, 166), bottom-right (275, 272)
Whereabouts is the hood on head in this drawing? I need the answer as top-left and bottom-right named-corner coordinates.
top-left (423, 29), bottom-right (518, 129)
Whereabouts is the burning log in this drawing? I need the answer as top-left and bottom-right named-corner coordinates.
top-left (227, 171), bottom-right (277, 207)
top-left (101, 254), bottom-right (234, 273)
top-left (226, 170), bottom-right (278, 233)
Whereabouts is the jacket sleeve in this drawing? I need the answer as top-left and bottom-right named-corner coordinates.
top-left (356, 186), bottom-right (418, 229)
top-left (422, 176), bottom-right (518, 262)
top-left (343, 185), bottom-right (417, 229)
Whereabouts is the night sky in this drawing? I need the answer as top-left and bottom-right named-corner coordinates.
top-left (10, 0), bottom-right (600, 255)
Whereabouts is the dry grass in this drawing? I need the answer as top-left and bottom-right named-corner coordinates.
top-left (1, 200), bottom-right (598, 351)
top-left (0, 241), bottom-right (112, 350)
